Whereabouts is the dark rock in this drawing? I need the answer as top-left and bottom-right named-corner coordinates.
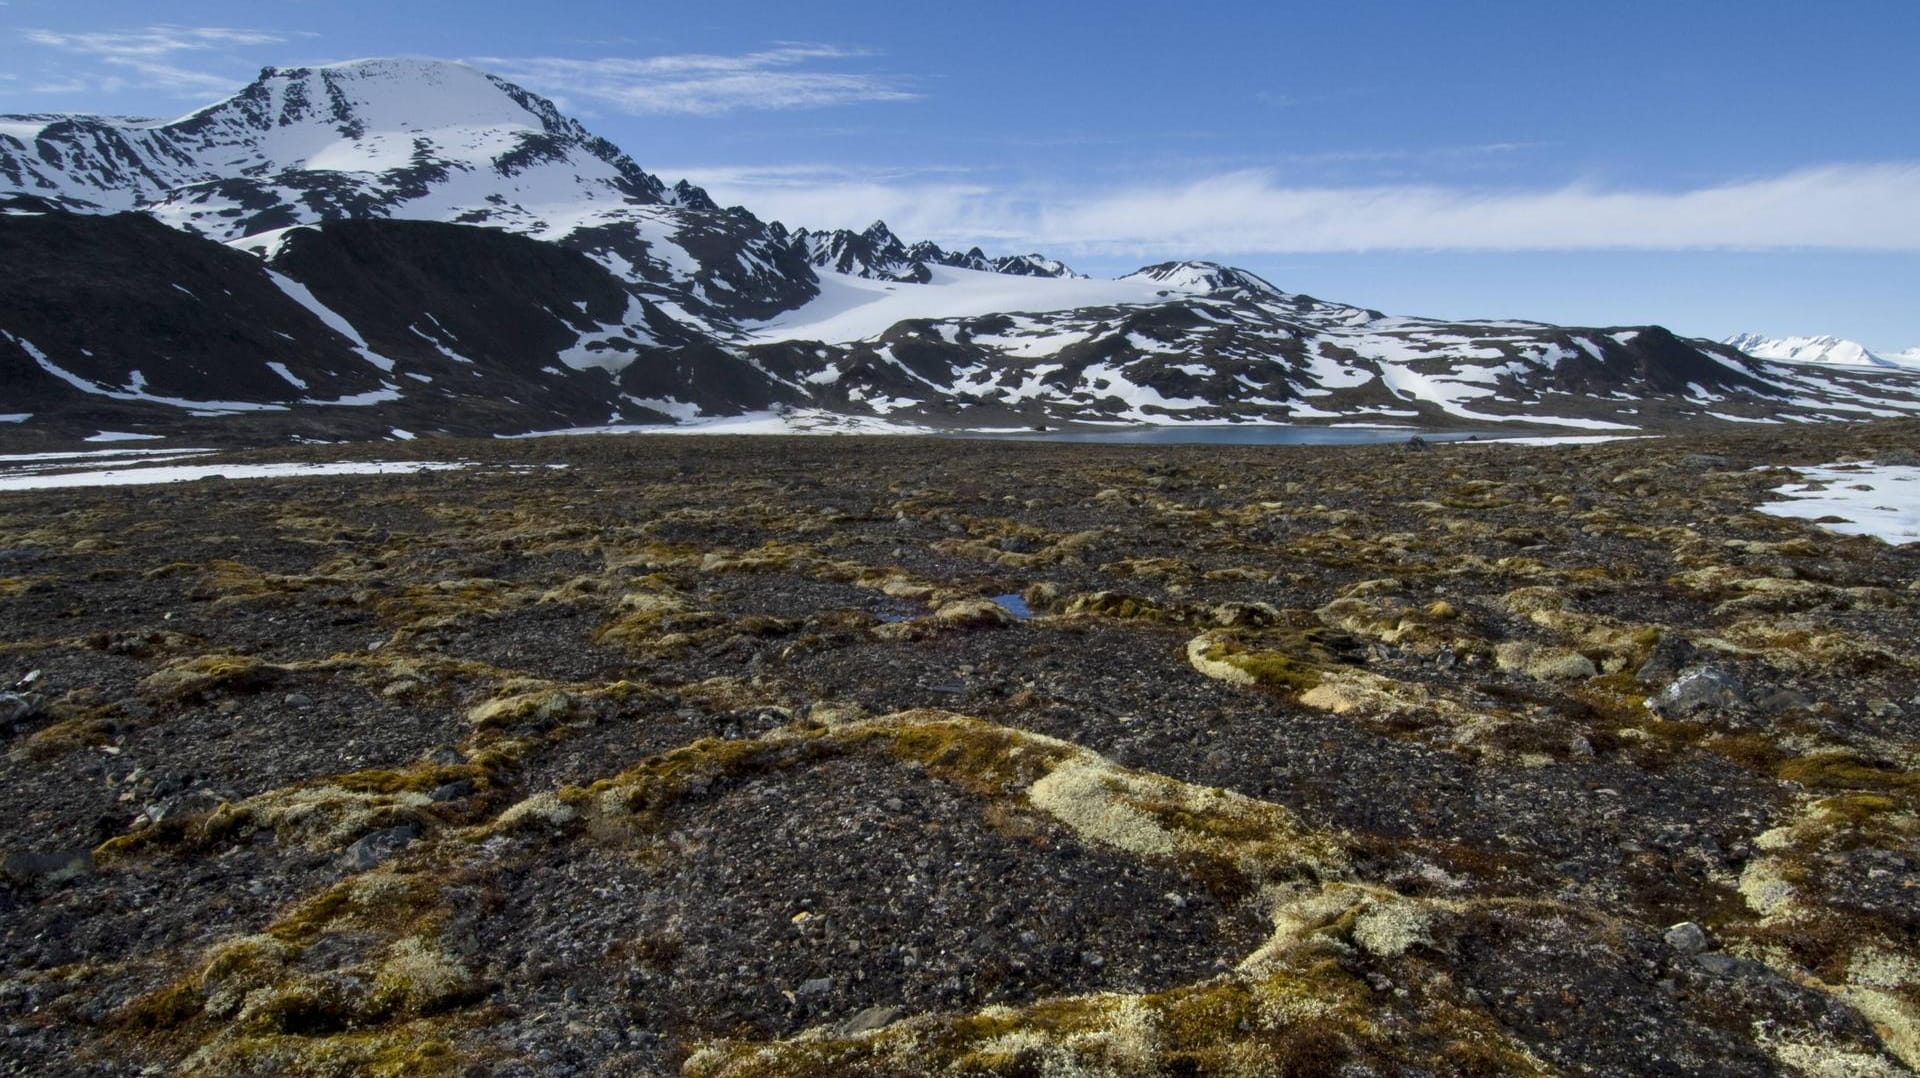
top-left (430, 780), bottom-right (475, 802)
top-left (1648, 667), bottom-right (1747, 718)
top-left (1693, 952), bottom-right (1769, 979)
top-left (339, 824), bottom-right (420, 872)
top-left (1755, 689), bottom-right (1813, 715)
top-left (146, 789), bottom-right (225, 823)
top-left (1664, 921), bottom-right (1710, 956)
top-left (1, 848), bottom-right (93, 885)
top-left (0, 693), bottom-right (43, 729)
top-left (838, 1003), bottom-right (903, 1035)
top-left (1634, 634), bottom-right (1699, 684)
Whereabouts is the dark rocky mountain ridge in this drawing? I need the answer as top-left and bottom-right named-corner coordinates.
top-left (3, 58), bottom-right (1919, 443)
top-left (792, 220), bottom-right (1081, 283)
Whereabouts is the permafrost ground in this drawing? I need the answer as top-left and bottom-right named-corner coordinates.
top-left (1, 422), bottom-right (1917, 1076)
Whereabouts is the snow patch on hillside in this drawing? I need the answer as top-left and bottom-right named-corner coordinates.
top-left (3, 332), bottom-right (287, 413)
top-left (0, 459), bottom-right (499, 490)
top-left (266, 271), bottom-right (401, 373)
top-left (740, 267), bottom-right (1188, 344)
top-left (1759, 462), bottom-right (1920, 544)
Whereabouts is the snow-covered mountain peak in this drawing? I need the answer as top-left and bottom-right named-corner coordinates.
top-left (1, 56), bottom-right (1125, 347)
top-left (1722, 332), bottom-right (1902, 369)
top-left (0, 57), bottom-right (669, 240)
top-left (994, 253), bottom-right (1084, 279)
top-left (231, 58), bottom-right (556, 134)
top-left (1122, 261), bottom-right (1285, 297)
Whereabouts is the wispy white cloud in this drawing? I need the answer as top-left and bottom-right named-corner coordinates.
top-left (99, 57), bottom-right (250, 94)
top-left (476, 45), bottom-right (917, 115)
top-left (23, 26), bottom-right (290, 57)
top-left (677, 163), bottom-right (1920, 255)
top-left (28, 79), bottom-right (91, 96)
top-left (18, 24), bottom-right (300, 97)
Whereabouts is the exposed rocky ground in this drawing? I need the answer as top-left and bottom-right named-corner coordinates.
top-left (1, 421), bottom-right (1917, 1076)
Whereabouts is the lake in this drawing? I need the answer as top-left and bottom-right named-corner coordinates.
top-left (953, 425), bottom-right (1500, 446)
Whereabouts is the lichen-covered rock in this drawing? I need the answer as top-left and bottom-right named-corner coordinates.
top-left (930, 598), bottom-right (1018, 628)
top-left (1495, 640), bottom-right (1599, 681)
top-left (1649, 666), bottom-right (1748, 717)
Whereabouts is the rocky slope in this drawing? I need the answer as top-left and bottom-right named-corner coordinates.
top-left (2, 421), bottom-right (1918, 1074)
top-left (0, 212), bottom-right (803, 442)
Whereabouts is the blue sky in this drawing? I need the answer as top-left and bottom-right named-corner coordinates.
top-left (5, 0), bottom-right (1918, 349)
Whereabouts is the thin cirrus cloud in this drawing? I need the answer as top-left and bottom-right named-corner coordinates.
top-left (22, 26), bottom-right (290, 56)
top-left (474, 46), bottom-right (917, 115)
top-left (21, 25), bottom-right (300, 95)
top-left (679, 162), bottom-right (1920, 256)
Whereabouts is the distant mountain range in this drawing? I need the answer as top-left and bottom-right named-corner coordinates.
top-left (4, 57), bottom-right (1918, 442)
top-left (1722, 333), bottom-right (1920, 371)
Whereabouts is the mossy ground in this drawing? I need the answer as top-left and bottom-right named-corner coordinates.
top-left (2, 421), bottom-right (1918, 1074)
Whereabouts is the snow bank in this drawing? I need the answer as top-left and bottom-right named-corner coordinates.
top-left (740, 266), bottom-right (1180, 345)
top-left (0, 461), bottom-right (494, 491)
top-left (1758, 462), bottom-right (1920, 545)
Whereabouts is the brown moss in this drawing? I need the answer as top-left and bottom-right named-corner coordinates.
top-left (1225, 652), bottom-right (1326, 694)
top-left (1705, 733), bottom-right (1789, 773)
top-left (876, 718), bottom-right (1071, 797)
top-left (118, 976), bottom-right (208, 1030)
top-left (188, 1025), bottom-right (461, 1078)
top-left (1777, 752), bottom-right (1919, 797)
top-left (579, 732), bottom-right (820, 836)
top-left (1059, 590), bottom-right (1169, 621)
top-left (92, 817), bottom-right (203, 864)
top-left (1185, 627), bottom-right (1372, 695)
top-left (327, 764), bottom-right (482, 795)
top-left (141, 653), bottom-right (278, 701)
top-left (14, 702), bottom-right (119, 760)
top-left (0, 575), bottom-right (51, 596)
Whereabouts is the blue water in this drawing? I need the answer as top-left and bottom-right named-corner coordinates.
top-left (953, 425), bottom-right (1496, 446)
top-left (990, 593), bottom-right (1033, 619)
